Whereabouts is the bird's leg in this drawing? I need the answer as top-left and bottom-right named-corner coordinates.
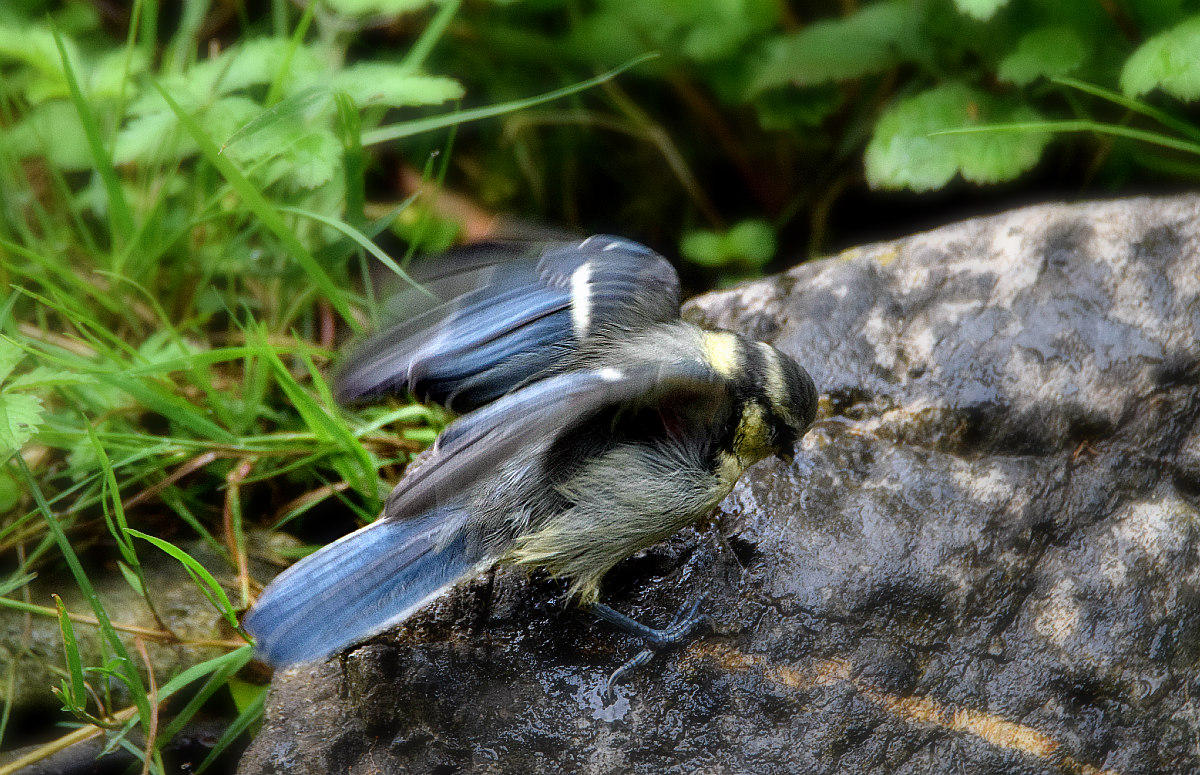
top-left (588, 596), bottom-right (707, 694)
top-left (589, 596), bottom-right (706, 647)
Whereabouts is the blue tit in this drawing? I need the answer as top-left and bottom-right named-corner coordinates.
top-left (244, 235), bottom-right (818, 667)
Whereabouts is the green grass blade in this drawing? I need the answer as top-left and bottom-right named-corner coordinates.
top-left (279, 205), bottom-right (429, 292)
top-left (0, 655), bottom-right (13, 749)
top-left (15, 458), bottom-right (151, 726)
top-left (263, 346), bottom-right (377, 495)
top-left (334, 92), bottom-right (366, 228)
top-left (53, 594), bottom-right (88, 710)
top-left (930, 120), bottom-right (1200, 157)
top-left (401, 0), bottom-right (460, 72)
top-left (0, 572), bottom-right (35, 597)
top-left (264, 0), bottom-right (317, 107)
top-left (156, 645), bottom-right (254, 746)
top-left (125, 529), bottom-right (242, 630)
top-left (99, 372), bottom-right (235, 443)
top-left (362, 53), bottom-right (658, 146)
top-left (50, 26), bottom-right (135, 252)
top-left (1051, 76), bottom-right (1200, 144)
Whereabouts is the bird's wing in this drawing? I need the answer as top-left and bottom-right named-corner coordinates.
top-left (334, 236), bottom-right (681, 412)
top-left (382, 356), bottom-right (729, 522)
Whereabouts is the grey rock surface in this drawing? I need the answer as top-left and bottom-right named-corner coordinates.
top-left (239, 195), bottom-right (1200, 775)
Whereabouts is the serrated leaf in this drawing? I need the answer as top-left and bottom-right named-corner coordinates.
top-left (221, 86), bottom-right (330, 154)
top-left (129, 39), bottom-right (328, 117)
top-left (865, 83), bottom-right (1050, 192)
top-left (90, 48), bottom-right (149, 100)
top-left (331, 65), bottom-right (463, 107)
top-left (998, 26), bottom-right (1088, 86)
top-left (1121, 14), bottom-right (1200, 100)
top-left (953, 0), bottom-right (1009, 21)
top-left (0, 24), bottom-right (82, 102)
top-left (0, 339), bottom-right (22, 384)
top-left (0, 391), bottom-right (43, 454)
top-left (752, 1), bottom-right (916, 92)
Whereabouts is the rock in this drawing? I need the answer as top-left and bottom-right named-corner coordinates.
top-left (239, 195), bottom-right (1200, 775)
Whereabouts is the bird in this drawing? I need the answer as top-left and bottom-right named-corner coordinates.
top-left (243, 235), bottom-right (818, 671)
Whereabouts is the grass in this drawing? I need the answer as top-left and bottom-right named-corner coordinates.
top-left (0, 3), bottom-right (649, 771)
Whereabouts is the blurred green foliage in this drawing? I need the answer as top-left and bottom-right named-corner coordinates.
top-left (421, 0), bottom-right (1200, 273)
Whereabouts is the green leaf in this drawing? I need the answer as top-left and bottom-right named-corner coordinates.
top-left (331, 65), bottom-right (463, 108)
top-left (679, 230), bottom-right (725, 267)
top-left (953, 0), bottom-right (1009, 21)
top-left (0, 467), bottom-right (21, 513)
top-left (865, 83), bottom-right (1050, 192)
top-left (752, 1), bottom-right (917, 91)
top-left (680, 219), bottom-right (776, 268)
top-left (226, 677), bottom-right (263, 714)
top-left (7, 100), bottom-right (93, 170)
top-left (727, 220), bottom-right (776, 266)
top-left (126, 529), bottom-right (241, 628)
top-left (1121, 14), bottom-right (1200, 100)
top-left (998, 26), bottom-right (1088, 86)
top-left (0, 391), bottom-right (43, 454)
top-left (220, 86), bottom-right (330, 154)
top-left (0, 339), bottom-right (22, 384)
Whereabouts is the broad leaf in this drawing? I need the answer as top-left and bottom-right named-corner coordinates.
top-left (331, 65), bottom-right (463, 108)
top-left (752, 1), bottom-right (917, 91)
top-left (998, 26), bottom-right (1088, 86)
top-left (0, 391), bottom-right (43, 454)
top-left (1121, 14), bottom-right (1200, 100)
top-left (865, 83), bottom-right (1050, 192)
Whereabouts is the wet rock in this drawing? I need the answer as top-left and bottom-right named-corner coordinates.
top-left (239, 195), bottom-right (1200, 775)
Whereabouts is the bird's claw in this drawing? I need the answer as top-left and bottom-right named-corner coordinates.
top-left (591, 596), bottom-right (708, 697)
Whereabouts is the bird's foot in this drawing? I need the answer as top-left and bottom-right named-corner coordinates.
top-left (588, 596), bottom-right (707, 695)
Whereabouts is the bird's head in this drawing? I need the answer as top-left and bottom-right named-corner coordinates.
top-left (701, 331), bottom-right (817, 467)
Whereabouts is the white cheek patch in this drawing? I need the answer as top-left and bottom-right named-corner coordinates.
top-left (757, 342), bottom-right (789, 409)
top-left (570, 261), bottom-right (592, 337)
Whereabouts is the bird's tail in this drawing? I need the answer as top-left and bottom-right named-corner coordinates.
top-left (243, 507), bottom-right (491, 665)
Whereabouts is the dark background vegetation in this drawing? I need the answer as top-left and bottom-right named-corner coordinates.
top-left (3, 0), bottom-right (1200, 772)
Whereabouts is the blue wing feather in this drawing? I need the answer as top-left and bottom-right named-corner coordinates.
top-left (334, 236), bottom-right (680, 412)
top-left (243, 507), bottom-right (489, 665)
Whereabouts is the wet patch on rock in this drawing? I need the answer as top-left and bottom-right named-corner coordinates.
top-left (240, 196), bottom-right (1200, 775)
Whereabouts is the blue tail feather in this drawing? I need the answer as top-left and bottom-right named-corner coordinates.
top-left (244, 508), bottom-right (489, 665)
